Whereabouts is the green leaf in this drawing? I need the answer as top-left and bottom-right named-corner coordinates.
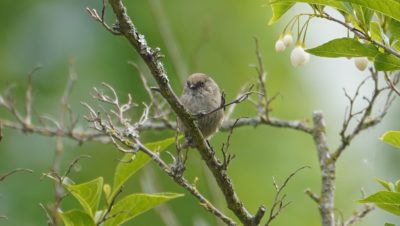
top-left (270, 0), bottom-right (348, 12)
top-left (359, 191), bottom-right (400, 215)
top-left (370, 21), bottom-right (383, 42)
top-left (396, 180), bottom-right (400, 192)
top-left (270, 0), bottom-right (400, 21)
top-left (388, 19), bottom-right (400, 41)
top-left (104, 193), bottom-right (183, 226)
top-left (268, 1), bottom-right (295, 25)
top-left (353, 4), bottom-right (374, 31)
top-left (306, 38), bottom-right (379, 57)
top-left (385, 223), bottom-right (396, 226)
top-left (393, 40), bottom-right (400, 52)
top-left (374, 53), bottom-right (400, 71)
top-left (60, 210), bottom-right (95, 226)
top-left (337, 2), bottom-right (354, 20)
top-left (377, 178), bottom-right (394, 191)
top-left (112, 137), bottom-right (176, 198)
top-left (66, 177), bottom-right (103, 217)
top-left (345, 0), bottom-right (400, 22)
top-left (380, 131), bottom-right (400, 149)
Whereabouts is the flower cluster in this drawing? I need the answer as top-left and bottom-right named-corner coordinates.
top-left (275, 33), bottom-right (310, 67)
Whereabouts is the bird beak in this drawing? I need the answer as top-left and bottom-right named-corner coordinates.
top-left (189, 84), bottom-right (196, 89)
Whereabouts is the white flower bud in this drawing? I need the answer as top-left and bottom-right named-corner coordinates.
top-left (275, 39), bottom-right (286, 53)
top-left (290, 46), bottom-right (309, 67)
top-left (283, 34), bottom-right (293, 46)
top-left (354, 57), bottom-right (369, 71)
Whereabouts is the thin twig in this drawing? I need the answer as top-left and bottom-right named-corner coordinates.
top-left (25, 65), bottom-right (42, 125)
top-left (224, 84), bottom-right (250, 120)
top-left (0, 215), bottom-right (8, 220)
top-left (0, 168), bottom-right (33, 182)
top-left (97, 187), bottom-right (124, 225)
top-left (343, 204), bottom-right (375, 226)
top-left (86, 0), bottom-right (121, 35)
top-left (194, 88), bottom-right (261, 119)
top-left (39, 203), bottom-right (55, 226)
top-left (253, 37), bottom-right (269, 118)
top-left (49, 60), bottom-right (79, 226)
top-left (62, 155), bottom-right (92, 179)
top-left (264, 166), bottom-right (309, 226)
top-left (383, 72), bottom-right (400, 96)
top-left (331, 69), bottom-right (397, 162)
top-left (128, 61), bottom-right (174, 129)
top-left (0, 119), bottom-right (106, 142)
top-left (222, 117), bottom-right (313, 134)
top-left (220, 119), bottom-right (239, 170)
top-left (305, 188), bottom-right (320, 203)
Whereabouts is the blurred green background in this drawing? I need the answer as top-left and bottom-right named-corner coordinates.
top-left (0, 0), bottom-right (399, 225)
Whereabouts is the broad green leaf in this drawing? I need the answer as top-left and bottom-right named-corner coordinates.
top-left (104, 193), bottom-right (183, 226)
top-left (353, 4), bottom-right (374, 31)
top-left (306, 38), bottom-right (379, 57)
top-left (112, 137), bottom-right (176, 198)
top-left (370, 21), bottom-right (383, 42)
top-left (60, 210), bottom-right (95, 226)
top-left (337, 2), bottom-right (354, 20)
top-left (270, 0), bottom-right (348, 12)
top-left (380, 131), bottom-right (400, 149)
top-left (268, 1), bottom-right (295, 25)
top-left (345, 0), bottom-right (400, 22)
top-left (377, 178), bottom-right (394, 191)
top-left (66, 177), bottom-right (103, 217)
top-left (361, 5), bottom-right (374, 26)
top-left (269, 0), bottom-right (400, 21)
top-left (359, 191), bottom-right (400, 215)
top-left (374, 53), bottom-right (400, 71)
top-left (388, 19), bottom-right (400, 41)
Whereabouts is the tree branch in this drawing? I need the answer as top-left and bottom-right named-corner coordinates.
top-left (82, 95), bottom-right (236, 225)
top-left (105, 0), bottom-right (256, 224)
top-left (331, 69), bottom-right (396, 162)
top-left (312, 111), bottom-right (335, 226)
top-left (136, 141), bottom-right (237, 226)
top-left (343, 204), bottom-right (375, 226)
top-left (318, 13), bottom-right (400, 59)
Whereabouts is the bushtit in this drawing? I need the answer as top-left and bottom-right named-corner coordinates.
top-left (178, 73), bottom-right (224, 141)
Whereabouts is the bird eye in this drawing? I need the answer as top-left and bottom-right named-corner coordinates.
top-left (198, 81), bottom-right (204, 87)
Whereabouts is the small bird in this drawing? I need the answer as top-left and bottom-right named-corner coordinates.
top-left (178, 73), bottom-right (224, 142)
